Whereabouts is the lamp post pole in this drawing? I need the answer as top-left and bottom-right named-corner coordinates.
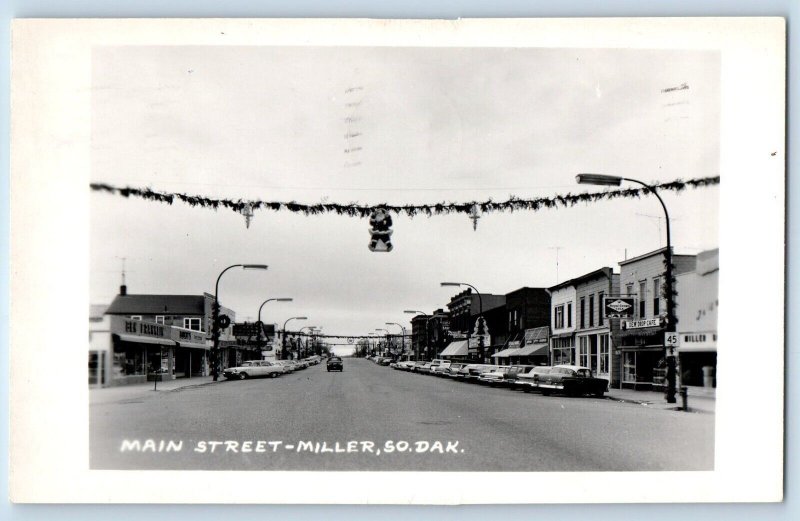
top-left (211, 264), bottom-right (268, 381)
top-left (281, 316), bottom-right (307, 360)
top-left (404, 310), bottom-right (426, 361)
top-left (442, 282), bottom-right (484, 362)
top-left (577, 173), bottom-right (677, 404)
top-left (385, 322), bottom-right (406, 360)
top-left (299, 326), bottom-right (317, 359)
top-left (375, 328), bottom-right (389, 357)
top-left (257, 297), bottom-right (293, 354)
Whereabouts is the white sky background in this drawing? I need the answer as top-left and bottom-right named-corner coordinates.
top-left (90, 46), bottom-right (720, 356)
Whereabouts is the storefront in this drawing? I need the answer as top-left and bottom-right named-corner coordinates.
top-left (550, 333), bottom-right (575, 366)
top-left (170, 327), bottom-right (210, 378)
top-left (677, 332), bottom-right (717, 388)
top-left (615, 321), bottom-right (666, 390)
top-left (109, 316), bottom-right (177, 386)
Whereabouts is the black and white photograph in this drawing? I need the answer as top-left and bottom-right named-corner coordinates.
top-left (9, 18), bottom-right (785, 504)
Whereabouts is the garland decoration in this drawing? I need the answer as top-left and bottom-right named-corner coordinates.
top-left (89, 176), bottom-right (719, 218)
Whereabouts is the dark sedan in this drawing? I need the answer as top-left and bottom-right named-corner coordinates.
top-left (535, 364), bottom-right (608, 397)
top-left (327, 356), bottom-right (343, 372)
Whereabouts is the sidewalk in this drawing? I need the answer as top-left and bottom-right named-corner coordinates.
top-left (90, 375), bottom-right (222, 404)
top-left (606, 386), bottom-right (716, 414)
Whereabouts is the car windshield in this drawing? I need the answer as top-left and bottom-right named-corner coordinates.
top-left (241, 361), bottom-right (256, 367)
top-left (330, 357), bottom-right (341, 361)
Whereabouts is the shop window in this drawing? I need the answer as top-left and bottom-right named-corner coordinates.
top-left (183, 317), bottom-right (202, 331)
top-left (589, 294), bottom-right (595, 327)
top-left (598, 292), bottom-right (605, 326)
top-left (653, 278), bottom-right (661, 316)
top-left (567, 302), bottom-right (572, 327)
top-left (579, 337), bottom-right (590, 368)
top-left (626, 283), bottom-right (634, 296)
top-left (579, 297), bottom-right (585, 328)
top-left (639, 281), bottom-right (647, 317)
top-left (624, 352), bottom-right (637, 382)
top-left (599, 335), bottom-right (610, 374)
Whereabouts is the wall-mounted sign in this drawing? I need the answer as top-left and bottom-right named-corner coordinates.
top-left (112, 316), bottom-right (170, 339)
top-left (622, 317), bottom-right (663, 330)
top-left (604, 297), bottom-right (635, 318)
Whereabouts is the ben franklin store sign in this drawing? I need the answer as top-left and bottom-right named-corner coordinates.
top-left (121, 318), bottom-right (167, 338)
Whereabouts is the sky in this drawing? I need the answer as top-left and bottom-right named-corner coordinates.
top-left (90, 46), bottom-right (720, 356)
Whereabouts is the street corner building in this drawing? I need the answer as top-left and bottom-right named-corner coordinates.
top-left (89, 284), bottom-right (257, 386)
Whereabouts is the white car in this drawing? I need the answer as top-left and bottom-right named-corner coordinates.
top-left (477, 366), bottom-right (513, 386)
top-left (223, 360), bottom-right (284, 380)
top-left (430, 360), bottom-right (452, 375)
top-left (515, 366), bottom-right (553, 391)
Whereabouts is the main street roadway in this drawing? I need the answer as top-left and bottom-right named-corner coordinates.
top-left (90, 358), bottom-right (715, 471)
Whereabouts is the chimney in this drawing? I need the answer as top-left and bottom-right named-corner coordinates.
top-left (120, 285), bottom-right (127, 296)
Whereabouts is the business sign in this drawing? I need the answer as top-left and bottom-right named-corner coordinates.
top-left (233, 322), bottom-right (262, 338)
top-left (604, 297), bottom-right (635, 318)
top-left (622, 317), bottom-right (663, 330)
top-left (112, 316), bottom-right (170, 339)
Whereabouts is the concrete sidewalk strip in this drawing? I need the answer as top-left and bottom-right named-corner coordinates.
top-left (605, 388), bottom-right (715, 414)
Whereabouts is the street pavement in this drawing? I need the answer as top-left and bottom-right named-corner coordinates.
top-left (90, 358), bottom-right (715, 471)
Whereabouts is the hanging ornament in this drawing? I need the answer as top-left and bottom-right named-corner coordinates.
top-left (468, 203), bottom-right (481, 231)
top-left (240, 202), bottom-right (254, 229)
top-left (368, 208), bottom-right (393, 252)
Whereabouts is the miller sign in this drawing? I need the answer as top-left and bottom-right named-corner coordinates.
top-left (604, 297), bottom-right (635, 318)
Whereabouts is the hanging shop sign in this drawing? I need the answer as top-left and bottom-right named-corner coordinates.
top-left (622, 317), bottom-right (663, 330)
top-left (112, 316), bottom-right (171, 340)
top-left (604, 297), bottom-right (636, 318)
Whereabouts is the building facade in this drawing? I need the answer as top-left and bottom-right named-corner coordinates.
top-left (548, 282), bottom-right (577, 365)
top-left (573, 268), bottom-right (621, 387)
top-left (675, 248), bottom-right (718, 388)
top-left (492, 287), bottom-right (551, 365)
top-left (615, 248), bottom-right (697, 390)
top-left (102, 285), bottom-right (238, 385)
top-left (446, 290), bottom-right (506, 361)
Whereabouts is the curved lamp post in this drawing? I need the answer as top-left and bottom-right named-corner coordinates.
top-left (385, 322), bottom-right (407, 360)
top-left (281, 316), bottom-right (307, 360)
top-left (257, 298), bottom-right (293, 352)
top-left (299, 326), bottom-right (318, 358)
top-left (211, 264), bottom-right (268, 381)
top-left (441, 282), bottom-right (484, 362)
top-left (577, 173), bottom-right (676, 404)
top-left (375, 328), bottom-right (389, 357)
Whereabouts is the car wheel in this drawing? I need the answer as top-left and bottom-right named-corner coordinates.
top-left (541, 389), bottom-right (550, 396)
top-left (270, 372), bottom-right (278, 378)
top-left (594, 389), bottom-right (605, 398)
top-left (239, 373), bottom-right (248, 380)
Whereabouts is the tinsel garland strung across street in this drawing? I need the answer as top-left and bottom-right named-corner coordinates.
top-left (89, 176), bottom-right (719, 218)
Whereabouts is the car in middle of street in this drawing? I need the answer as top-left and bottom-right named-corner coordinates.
top-left (222, 360), bottom-right (284, 380)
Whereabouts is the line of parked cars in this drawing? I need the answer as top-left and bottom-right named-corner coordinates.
top-left (222, 355), bottom-right (323, 380)
top-left (382, 357), bottom-right (608, 397)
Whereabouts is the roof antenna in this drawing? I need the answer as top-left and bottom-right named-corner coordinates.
top-left (119, 257), bottom-right (127, 296)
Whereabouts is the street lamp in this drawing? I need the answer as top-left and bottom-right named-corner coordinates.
top-left (577, 173), bottom-right (677, 404)
top-left (441, 282), bottom-right (484, 362)
top-left (257, 298), bottom-right (293, 352)
top-left (211, 264), bottom-right (268, 381)
top-left (282, 316), bottom-right (307, 360)
top-left (375, 328), bottom-right (389, 357)
top-left (299, 326), bottom-right (318, 359)
top-left (385, 322), bottom-right (407, 360)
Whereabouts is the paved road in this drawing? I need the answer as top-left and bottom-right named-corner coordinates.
top-left (90, 358), bottom-right (714, 471)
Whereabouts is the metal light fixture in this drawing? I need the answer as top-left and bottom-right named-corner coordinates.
top-left (575, 173), bottom-right (623, 186)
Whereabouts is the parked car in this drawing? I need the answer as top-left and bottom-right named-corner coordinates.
top-left (418, 362), bottom-right (433, 374)
top-left (395, 361), bottom-right (416, 371)
top-left (327, 356), bottom-right (344, 372)
top-left (378, 357), bottom-right (392, 366)
top-left (514, 366), bottom-right (552, 391)
top-left (410, 361), bottom-right (427, 372)
top-left (430, 360), bottom-right (453, 376)
top-left (477, 366), bottom-right (514, 386)
top-left (535, 365), bottom-right (608, 397)
top-left (503, 365), bottom-right (537, 386)
top-left (274, 360), bottom-right (295, 373)
top-left (444, 362), bottom-right (468, 377)
top-left (222, 360), bottom-right (284, 380)
top-left (464, 364), bottom-right (499, 382)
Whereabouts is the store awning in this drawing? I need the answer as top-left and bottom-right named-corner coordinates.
top-left (440, 340), bottom-right (469, 357)
top-left (176, 341), bottom-right (209, 350)
top-left (515, 343), bottom-right (549, 357)
top-left (492, 347), bottom-right (522, 358)
top-left (114, 333), bottom-right (175, 346)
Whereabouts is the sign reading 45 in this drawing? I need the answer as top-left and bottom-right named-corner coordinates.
top-left (665, 332), bottom-right (679, 347)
